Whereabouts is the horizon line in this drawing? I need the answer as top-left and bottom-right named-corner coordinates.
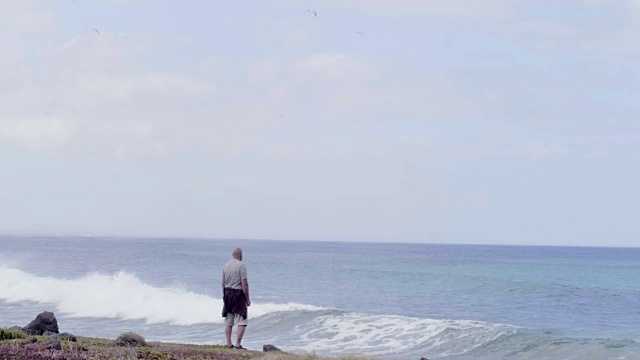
top-left (0, 231), bottom-right (638, 250)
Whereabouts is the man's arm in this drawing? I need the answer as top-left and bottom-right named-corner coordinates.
top-left (241, 278), bottom-right (251, 306)
top-left (222, 272), bottom-right (226, 296)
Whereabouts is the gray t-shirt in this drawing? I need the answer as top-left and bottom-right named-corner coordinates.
top-left (223, 258), bottom-right (247, 290)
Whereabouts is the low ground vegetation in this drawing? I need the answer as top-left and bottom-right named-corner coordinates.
top-left (0, 329), bottom-right (25, 341)
top-left (0, 328), bottom-right (373, 360)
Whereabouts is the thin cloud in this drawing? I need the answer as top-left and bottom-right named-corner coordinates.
top-left (0, 116), bottom-right (76, 151)
top-left (317, 0), bottom-right (518, 17)
top-left (0, 1), bottom-right (56, 34)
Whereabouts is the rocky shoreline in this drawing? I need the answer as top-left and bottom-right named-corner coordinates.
top-left (1, 312), bottom-right (432, 360)
top-left (0, 312), bottom-right (318, 360)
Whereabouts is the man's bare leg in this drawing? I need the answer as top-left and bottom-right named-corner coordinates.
top-left (235, 325), bottom-right (246, 347)
top-left (225, 325), bottom-right (233, 347)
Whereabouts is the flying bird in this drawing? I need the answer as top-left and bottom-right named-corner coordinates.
top-left (89, 27), bottom-right (101, 35)
top-left (354, 31), bottom-right (364, 36)
top-left (305, 9), bottom-right (317, 17)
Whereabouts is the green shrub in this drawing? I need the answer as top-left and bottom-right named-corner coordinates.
top-left (0, 328), bottom-right (26, 341)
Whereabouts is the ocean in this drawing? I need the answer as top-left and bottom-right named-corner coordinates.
top-left (0, 236), bottom-right (638, 359)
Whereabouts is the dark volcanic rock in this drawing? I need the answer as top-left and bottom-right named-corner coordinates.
top-left (263, 344), bottom-right (282, 352)
top-left (45, 338), bottom-right (62, 350)
top-left (59, 332), bottom-right (77, 342)
top-left (23, 312), bottom-right (59, 336)
top-left (43, 331), bottom-right (58, 338)
top-left (114, 332), bottom-right (147, 347)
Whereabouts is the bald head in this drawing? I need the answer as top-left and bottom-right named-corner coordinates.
top-left (232, 248), bottom-right (243, 261)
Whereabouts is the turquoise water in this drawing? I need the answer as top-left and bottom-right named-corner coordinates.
top-left (1, 236), bottom-right (639, 359)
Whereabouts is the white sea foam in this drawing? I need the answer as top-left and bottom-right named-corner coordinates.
top-left (0, 266), bottom-right (324, 326)
top-left (283, 312), bottom-right (519, 357)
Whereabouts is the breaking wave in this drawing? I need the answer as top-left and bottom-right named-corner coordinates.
top-left (0, 266), bottom-right (323, 326)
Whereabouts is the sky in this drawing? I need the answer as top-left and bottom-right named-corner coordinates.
top-left (0, 0), bottom-right (638, 247)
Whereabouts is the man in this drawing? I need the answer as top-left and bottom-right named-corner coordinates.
top-left (221, 247), bottom-right (251, 349)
